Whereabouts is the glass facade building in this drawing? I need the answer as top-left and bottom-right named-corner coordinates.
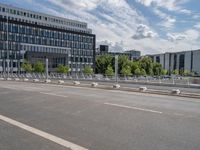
top-left (0, 3), bottom-right (95, 73)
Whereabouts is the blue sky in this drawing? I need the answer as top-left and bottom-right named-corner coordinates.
top-left (1, 0), bottom-right (200, 54)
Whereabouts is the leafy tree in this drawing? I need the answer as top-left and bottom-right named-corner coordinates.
top-left (22, 61), bottom-right (33, 73)
top-left (153, 62), bottom-right (162, 76)
top-left (105, 65), bottom-right (114, 76)
top-left (121, 66), bottom-right (132, 76)
top-left (34, 61), bottom-right (45, 73)
top-left (134, 68), bottom-right (141, 76)
top-left (139, 56), bottom-right (154, 76)
top-left (161, 69), bottom-right (168, 75)
top-left (95, 54), bottom-right (113, 74)
top-left (56, 64), bottom-right (70, 74)
top-left (172, 69), bottom-right (179, 75)
top-left (118, 55), bottom-right (131, 74)
top-left (83, 66), bottom-right (93, 75)
top-left (183, 70), bottom-right (190, 76)
top-left (131, 61), bottom-right (140, 75)
top-left (140, 68), bottom-right (146, 76)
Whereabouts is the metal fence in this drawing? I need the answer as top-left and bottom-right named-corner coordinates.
top-left (0, 73), bottom-right (200, 86)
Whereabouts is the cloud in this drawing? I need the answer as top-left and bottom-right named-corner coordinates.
top-left (136, 0), bottom-right (190, 12)
top-left (167, 29), bottom-right (199, 42)
top-left (194, 23), bottom-right (200, 29)
top-left (132, 24), bottom-right (158, 40)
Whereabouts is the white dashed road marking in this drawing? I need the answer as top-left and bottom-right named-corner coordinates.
top-left (104, 103), bottom-right (163, 114)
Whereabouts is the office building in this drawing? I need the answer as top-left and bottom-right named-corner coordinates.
top-left (149, 49), bottom-right (200, 75)
top-left (0, 3), bottom-right (95, 73)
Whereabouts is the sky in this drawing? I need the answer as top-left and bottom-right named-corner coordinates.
top-left (1, 0), bottom-right (200, 55)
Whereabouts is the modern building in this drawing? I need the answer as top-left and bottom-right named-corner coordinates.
top-left (96, 45), bottom-right (141, 60)
top-left (124, 50), bottom-right (141, 60)
top-left (148, 49), bottom-right (200, 75)
top-left (0, 3), bottom-right (96, 73)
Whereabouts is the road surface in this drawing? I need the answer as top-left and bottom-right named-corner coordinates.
top-left (0, 81), bottom-right (200, 150)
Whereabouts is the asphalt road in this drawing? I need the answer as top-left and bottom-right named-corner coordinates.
top-left (0, 81), bottom-right (200, 150)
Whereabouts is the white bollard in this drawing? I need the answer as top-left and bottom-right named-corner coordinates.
top-left (171, 89), bottom-right (181, 95)
top-left (139, 87), bottom-right (147, 92)
top-left (14, 78), bottom-right (20, 81)
top-left (23, 78), bottom-right (29, 82)
top-left (73, 81), bottom-right (80, 85)
top-left (91, 82), bottom-right (98, 87)
top-left (45, 79), bottom-right (51, 83)
top-left (113, 84), bottom-right (120, 89)
top-left (58, 80), bottom-right (64, 84)
top-left (33, 79), bottom-right (39, 82)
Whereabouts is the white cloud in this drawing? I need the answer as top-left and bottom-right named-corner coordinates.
top-left (24, 0), bottom-right (200, 54)
top-left (194, 23), bottom-right (200, 29)
top-left (132, 24), bottom-right (158, 40)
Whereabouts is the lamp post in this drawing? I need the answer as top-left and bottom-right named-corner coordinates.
top-left (115, 55), bottom-right (118, 83)
top-left (6, 8), bottom-right (9, 77)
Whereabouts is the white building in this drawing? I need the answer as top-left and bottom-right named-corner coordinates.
top-left (148, 49), bottom-right (200, 75)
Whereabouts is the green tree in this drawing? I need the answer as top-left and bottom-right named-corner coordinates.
top-left (56, 64), bottom-right (70, 74)
top-left (131, 61), bottom-right (140, 75)
top-left (161, 69), bottom-right (168, 75)
top-left (183, 70), bottom-right (190, 76)
top-left (105, 65), bottom-right (114, 76)
top-left (83, 66), bottom-right (93, 75)
top-left (22, 61), bottom-right (33, 73)
top-left (34, 61), bottom-right (45, 73)
top-left (134, 68), bottom-right (141, 76)
top-left (153, 62), bottom-right (162, 76)
top-left (172, 69), bottom-right (179, 75)
top-left (140, 68), bottom-right (147, 76)
top-left (118, 55), bottom-right (131, 74)
top-left (121, 66), bottom-right (132, 76)
top-left (95, 54), bottom-right (113, 74)
top-left (139, 56), bottom-right (154, 76)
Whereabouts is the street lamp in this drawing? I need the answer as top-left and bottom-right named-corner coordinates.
top-left (115, 55), bottom-right (118, 83)
top-left (6, 8), bottom-right (9, 77)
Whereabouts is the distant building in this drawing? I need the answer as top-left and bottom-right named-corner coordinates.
top-left (96, 45), bottom-right (141, 60)
top-left (148, 49), bottom-right (200, 75)
top-left (124, 50), bottom-right (141, 60)
top-left (0, 3), bottom-right (95, 74)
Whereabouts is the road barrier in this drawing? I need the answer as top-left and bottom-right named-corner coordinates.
top-left (73, 81), bottom-right (80, 85)
top-left (171, 89), bottom-right (181, 95)
top-left (58, 80), bottom-right (64, 84)
top-left (33, 79), bottom-right (40, 82)
top-left (91, 82), bottom-right (98, 87)
top-left (23, 78), bottom-right (29, 82)
top-left (113, 84), bottom-right (120, 89)
top-left (139, 87), bottom-right (147, 92)
top-left (45, 79), bottom-right (51, 83)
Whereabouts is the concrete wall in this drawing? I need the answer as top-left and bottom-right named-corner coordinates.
top-left (184, 51), bottom-right (192, 71)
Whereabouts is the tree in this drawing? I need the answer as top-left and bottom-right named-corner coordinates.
top-left (134, 68), bottom-right (141, 76)
top-left (131, 61), bottom-right (140, 75)
top-left (183, 70), bottom-right (190, 76)
top-left (121, 66), bottom-right (132, 76)
top-left (153, 62), bottom-right (162, 76)
top-left (56, 64), bottom-right (70, 74)
top-left (161, 69), bottom-right (168, 75)
top-left (95, 54), bottom-right (113, 74)
top-left (139, 56), bottom-right (154, 76)
top-left (34, 61), bottom-right (45, 73)
top-left (172, 69), bottom-right (179, 75)
top-left (105, 65), bottom-right (114, 76)
top-left (22, 61), bottom-right (33, 73)
top-left (118, 55), bottom-right (131, 74)
top-left (140, 68), bottom-right (146, 76)
top-left (83, 66), bottom-right (93, 75)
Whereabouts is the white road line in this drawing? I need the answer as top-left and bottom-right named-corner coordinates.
top-left (104, 103), bottom-right (163, 114)
top-left (40, 92), bottom-right (68, 98)
top-left (0, 114), bottom-right (88, 150)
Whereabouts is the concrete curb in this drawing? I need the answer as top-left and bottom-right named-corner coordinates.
top-left (1, 80), bottom-right (200, 99)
